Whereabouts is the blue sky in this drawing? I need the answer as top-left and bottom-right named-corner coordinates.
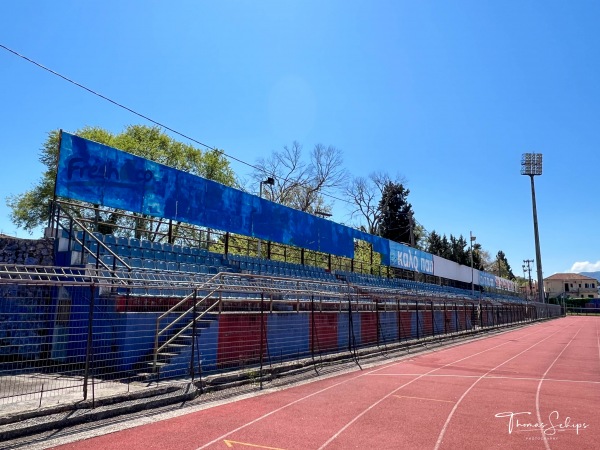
top-left (1, 1), bottom-right (599, 277)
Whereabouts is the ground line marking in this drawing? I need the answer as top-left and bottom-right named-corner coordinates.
top-left (535, 326), bottom-right (582, 450)
top-left (432, 320), bottom-right (575, 450)
top-left (316, 325), bottom-right (550, 449)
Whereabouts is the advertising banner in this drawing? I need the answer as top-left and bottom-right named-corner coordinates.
top-left (56, 132), bottom-right (392, 262)
top-left (389, 242), bottom-right (434, 275)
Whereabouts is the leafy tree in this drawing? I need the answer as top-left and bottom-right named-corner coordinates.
top-left (378, 181), bottom-right (414, 245)
top-left (7, 125), bottom-right (236, 238)
top-left (425, 230), bottom-right (444, 256)
top-left (252, 141), bottom-right (347, 214)
top-left (495, 250), bottom-right (516, 280)
top-left (449, 234), bottom-right (469, 266)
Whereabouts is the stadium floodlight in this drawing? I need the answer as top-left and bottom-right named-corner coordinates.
top-left (520, 153), bottom-right (543, 176)
top-left (521, 153), bottom-right (545, 303)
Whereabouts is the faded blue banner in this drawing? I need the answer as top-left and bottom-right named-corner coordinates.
top-left (56, 132), bottom-right (391, 261)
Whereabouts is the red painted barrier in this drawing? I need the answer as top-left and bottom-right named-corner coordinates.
top-left (361, 312), bottom-right (377, 344)
top-left (399, 311), bottom-right (412, 339)
top-left (217, 314), bottom-right (266, 368)
top-left (309, 313), bottom-right (338, 352)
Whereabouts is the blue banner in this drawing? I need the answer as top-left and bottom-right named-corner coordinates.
top-left (56, 132), bottom-right (391, 261)
top-left (389, 242), bottom-right (434, 275)
top-left (479, 271), bottom-right (496, 288)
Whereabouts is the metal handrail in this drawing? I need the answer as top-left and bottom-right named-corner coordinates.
top-left (52, 201), bottom-right (132, 273)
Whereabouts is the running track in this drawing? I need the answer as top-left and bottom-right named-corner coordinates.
top-left (52, 316), bottom-right (599, 450)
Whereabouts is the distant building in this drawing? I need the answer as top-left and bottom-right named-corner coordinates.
top-left (544, 273), bottom-right (598, 299)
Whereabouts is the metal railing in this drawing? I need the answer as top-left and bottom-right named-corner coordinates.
top-left (0, 264), bottom-right (563, 415)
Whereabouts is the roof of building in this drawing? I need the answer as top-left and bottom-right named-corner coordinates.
top-left (544, 273), bottom-right (597, 281)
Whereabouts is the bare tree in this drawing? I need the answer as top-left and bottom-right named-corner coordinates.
top-left (346, 172), bottom-right (407, 234)
top-left (253, 142), bottom-right (348, 214)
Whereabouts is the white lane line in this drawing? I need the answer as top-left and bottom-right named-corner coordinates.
top-left (535, 327), bottom-right (581, 450)
top-left (201, 323), bottom-right (550, 450)
top-left (316, 331), bottom-right (536, 449)
top-left (432, 322), bottom-right (575, 450)
top-left (367, 372), bottom-right (600, 384)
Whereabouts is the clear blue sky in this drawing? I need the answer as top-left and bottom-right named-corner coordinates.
top-left (1, 1), bottom-right (599, 277)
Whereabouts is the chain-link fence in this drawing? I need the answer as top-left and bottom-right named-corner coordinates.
top-left (0, 265), bottom-right (563, 413)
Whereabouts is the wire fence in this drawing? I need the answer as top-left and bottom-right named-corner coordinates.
top-left (0, 265), bottom-right (563, 413)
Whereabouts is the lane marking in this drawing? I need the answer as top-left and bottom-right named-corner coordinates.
top-left (316, 325), bottom-right (551, 449)
top-left (433, 321), bottom-right (576, 450)
top-left (367, 373), bottom-right (600, 384)
top-left (535, 327), bottom-right (581, 450)
top-left (393, 395), bottom-right (454, 404)
top-left (201, 323), bottom-right (549, 450)
top-left (224, 439), bottom-right (286, 449)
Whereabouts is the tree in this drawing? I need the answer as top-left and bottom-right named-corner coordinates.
top-left (378, 181), bottom-right (414, 245)
top-left (495, 250), bottom-right (516, 280)
top-left (252, 141), bottom-right (348, 214)
top-left (7, 125), bottom-right (236, 237)
top-left (425, 230), bottom-right (444, 256)
top-left (346, 172), bottom-right (403, 235)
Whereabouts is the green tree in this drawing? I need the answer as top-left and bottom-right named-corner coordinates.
top-left (7, 125), bottom-right (236, 237)
top-left (495, 250), bottom-right (516, 280)
top-left (378, 181), bottom-right (414, 245)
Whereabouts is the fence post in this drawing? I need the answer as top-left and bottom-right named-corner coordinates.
top-left (83, 284), bottom-right (95, 401)
top-left (431, 301), bottom-right (435, 337)
top-left (191, 289), bottom-right (197, 382)
top-left (397, 299), bottom-right (401, 343)
top-left (415, 300), bottom-right (420, 340)
top-left (260, 293), bottom-right (265, 390)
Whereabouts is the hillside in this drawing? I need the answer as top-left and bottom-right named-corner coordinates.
top-left (580, 271), bottom-right (600, 282)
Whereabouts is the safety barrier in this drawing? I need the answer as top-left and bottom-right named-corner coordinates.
top-left (0, 265), bottom-right (563, 412)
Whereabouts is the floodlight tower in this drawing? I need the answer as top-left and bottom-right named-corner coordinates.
top-left (521, 153), bottom-right (545, 303)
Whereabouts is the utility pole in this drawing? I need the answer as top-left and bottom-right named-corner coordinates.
top-left (523, 259), bottom-right (534, 300)
top-left (470, 232), bottom-right (476, 297)
top-left (408, 211), bottom-right (415, 247)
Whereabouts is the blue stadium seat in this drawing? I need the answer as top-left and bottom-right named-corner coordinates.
top-left (141, 239), bottom-right (152, 249)
top-left (156, 260), bottom-right (168, 271)
top-left (164, 252), bottom-right (176, 262)
top-left (172, 244), bottom-right (183, 254)
top-left (162, 243), bottom-right (174, 253)
top-left (130, 247), bottom-right (143, 259)
top-left (167, 262), bottom-right (178, 271)
top-left (129, 238), bottom-right (141, 248)
top-left (143, 259), bottom-right (156, 270)
top-left (130, 258), bottom-right (143, 269)
top-left (117, 245), bottom-right (131, 257)
top-left (100, 254), bottom-right (114, 268)
top-left (116, 236), bottom-right (129, 246)
top-left (151, 241), bottom-right (163, 250)
top-left (142, 248), bottom-right (156, 259)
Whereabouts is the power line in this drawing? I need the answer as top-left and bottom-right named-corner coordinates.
top-left (0, 43), bottom-right (368, 209)
top-left (0, 43), bottom-right (260, 173)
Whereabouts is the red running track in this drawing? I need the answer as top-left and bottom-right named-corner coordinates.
top-left (52, 316), bottom-right (600, 450)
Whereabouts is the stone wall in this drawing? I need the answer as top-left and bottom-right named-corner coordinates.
top-left (0, 237), bottom-right (54, 266)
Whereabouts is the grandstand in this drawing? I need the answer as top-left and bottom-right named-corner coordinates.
top-left (0, 133), bottom-right (563, 412)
